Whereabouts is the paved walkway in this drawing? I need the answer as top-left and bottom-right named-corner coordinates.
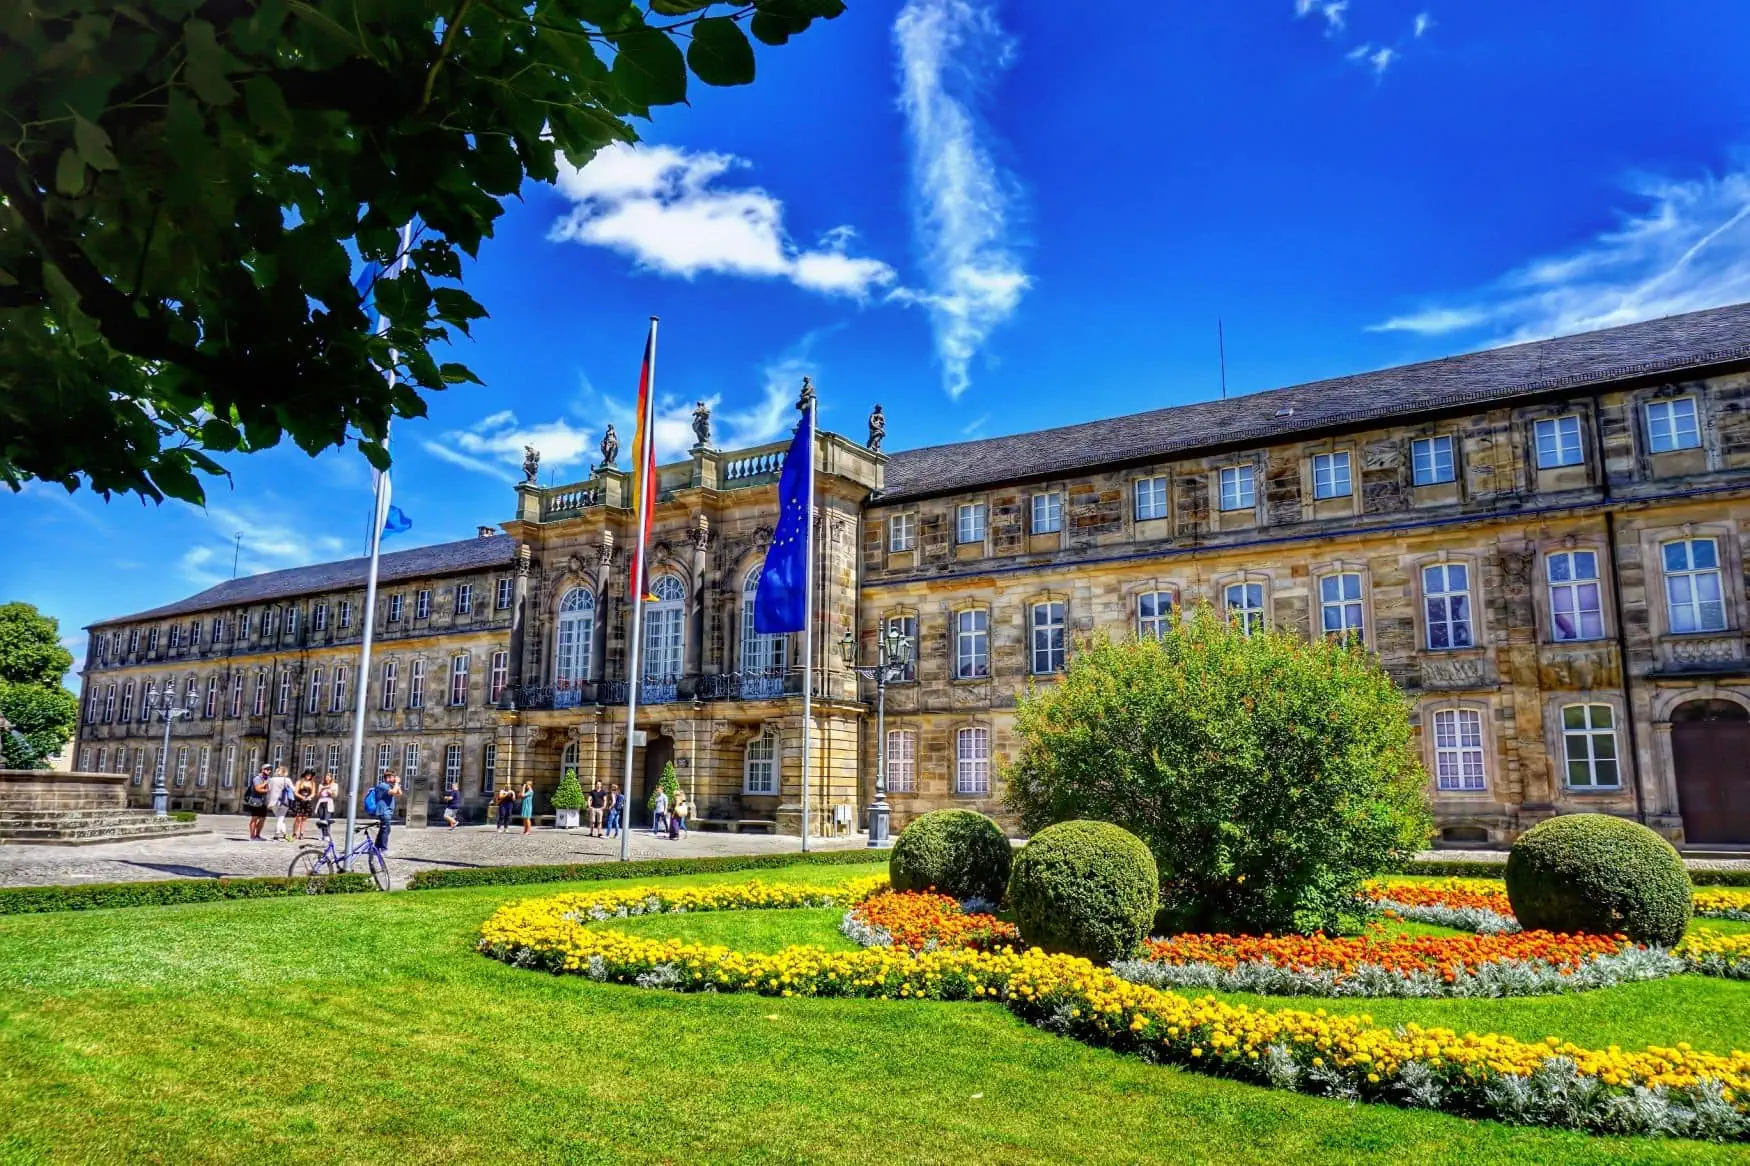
top-left (0, 815), bottom-right (871, 889)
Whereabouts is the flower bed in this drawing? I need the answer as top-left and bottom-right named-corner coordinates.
top-left (1364, 878), bottom-right (1520, 934)
top-left (840, 890), bottom-right (1019, 952)
top-left (478, 877), bottom-right (1750, 1142)
top-left (1695, 888), bottom-right (1750, 923)
top-left (1675, 929), bottom-right (1750, 979)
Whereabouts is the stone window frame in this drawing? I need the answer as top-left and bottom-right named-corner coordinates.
top-left (306, 666), bottom-right (324, 714)
top-left (1639, 520), bottom-right (1742, 641)
top-left (496, 577), bottom-right (515, 610)
top-left (449, 653), bottom-right (471, 707)
top-left (1030, 490), bottom-right (1064, 535)
top-left (884, 726), bottom-right (918, 793)
top-left (954, 721), bottom-right (992, 796)
top-left (274, 668), bottom-right (293, 714)
top-left (489, 651), bottom-right (509, 704)
top-left (1419, 697), bottom-right (1497, 796)
top-left (1532, 413), bottom-right (1587, 470)
top-left (1641, 392), bottom-right (1704, 456)
top-left (951, 603), bottom-right (993, 681)
top-left (738, 559), bottom-right (791, 681)
top-left (888, 510), bottom-right (918, 553)
top-left (102, 683), bottom-right (116, 723)
top-left (380, 659), bottom-right (398, 711)
top-left (1308, 447), bottom-right (1356, 501)
top-left (1215, 462), bottom-right (1258, 513)
top-left (445, 742), bottom-right (464, 786)
top-left (553, 580), bottom-right (600, 687)
top-left (1532, 535), bottom-right (1613, 645)
top-left (1213, 569), bottom-right (1271, 637)
top-left (1410, 549), bottom-right (1487, 654)
top-left (1124, 577), bottom-right (1183, 639)
top-left (879, 606), bottom-right (921, 683)
top-left (408, 657), bottom-right (426, 710)
top-left (1024, 589), bottom-right (1070, 676)
top-left (313, 602), bottom-right (329, 632)
top-left (456, 583), bottom-right (474, 615)
top-left (414, 589), bottom-right (432, 621)
top-left (1133, 474), bottom-right (1170, 523)
top-left (1541, 692), bottom-right (1631, 795)
top-left (404, 742), bottom-right (421, 780)
top-left (743, 727), bottom-right (779, 795)
top-left (956, 500), bottom-right (988, 545)
top-left (1309, 558), bottom-right (1372, 646)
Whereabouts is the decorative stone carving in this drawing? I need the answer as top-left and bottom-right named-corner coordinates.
top-left (686, 517), bottom-right (711, 551)
top-left (1668, 636), bottom-right (1741, 666)
top-left (867, 403), bottom-right (886, 453)
top-left (516, 543), bottom-right (532, 577)
top-left (797, 376), bottom-right (816, 414)
top-left (599, 425), bottom-right (620, 468)
top-left (1421, 655), bottom-right (1488, 689)
top-left (1499, 548), bottom-right (1532, 595)
top-left (522, 444), bottom-right (540, 483)
top-left (691, 400), bottom-right (712, 449)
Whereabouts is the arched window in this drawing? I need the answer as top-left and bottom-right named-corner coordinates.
top-left (561, 741), bottom-right (579, 781)
top-left (741, 566), bottom-right (789, 697)
top-left (744, 731), bottom-right (777, 795)
top-left (554, 587), bottom-right (595, 689)
top-left (644, 576), bottom-right (686, 680)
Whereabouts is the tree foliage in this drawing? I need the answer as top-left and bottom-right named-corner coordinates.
top-left (1, 0), bottom-right (844, 504)
top-left (0, 602), bottom-right (79, 768)
top-left (1004, 606), bottom-right (1434, 936)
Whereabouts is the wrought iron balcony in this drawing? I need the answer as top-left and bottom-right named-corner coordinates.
top-left (500, 682), bottom-right (598, 711)
top-left (696, 669), bottom-right (801, 701)
top-left (599, 678), bottom-right (681, 706)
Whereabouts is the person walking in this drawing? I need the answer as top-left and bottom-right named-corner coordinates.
top-left (605, 784), bottom-right (623, 838)
top-left (290, 769), bottom-right (317, 841)
top-left (364, 769), bottom-right (401, 853)
top-left (651, 787), bottom-right (669, 837)
top-left (314, 771), bottom-right (339, 841)
top-left (268, 765), bottom-right (296, 841)
top-left (494, 785), bottom-right (514, 832)
top-left (244, 765), bottom-right (271, 840)
top-left (670, 790), bottom-right (688, 840)
top-left (586, 780), bottom-right (607, 838)
top-left (518, 780), bottom-right (535, 835)
top-left (442, 783), bottom-right (461, 830)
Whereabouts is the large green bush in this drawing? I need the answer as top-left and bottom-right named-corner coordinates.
top-left (1006, 820), bottom-right (1158, 963)
top-left (1504, 814), bottom-right (1692, 945)
top-left (1004, 604), bottom-right (1433, 935)
top-left (888, 809), bottom-right (1012, 903)
top-left (551, 769), bottom-right (585, 812)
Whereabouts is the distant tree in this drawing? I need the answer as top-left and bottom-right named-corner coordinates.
top-left (1, 0), bottom-right (844, 504)
top-left (0, 603), bottom-right (79, 768)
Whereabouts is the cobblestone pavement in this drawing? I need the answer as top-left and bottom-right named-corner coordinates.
top-left (0, 815), bottom-right (872, 889)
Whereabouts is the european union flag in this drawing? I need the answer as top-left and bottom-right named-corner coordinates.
top-left (382, 505), bottom-right (412, 538)
top-left (754, 407), bottom-right (813, 634)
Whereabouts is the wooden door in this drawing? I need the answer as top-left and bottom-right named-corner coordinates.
top-left (1672, 700), bottom-right (1750, 845)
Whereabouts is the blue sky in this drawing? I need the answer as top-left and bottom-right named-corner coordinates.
top-left (9, 0), bottom-right (1750, 674)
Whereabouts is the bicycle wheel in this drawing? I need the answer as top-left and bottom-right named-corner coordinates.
top-left (364, 847), bottom-right (390, 891)
top-left (288, 847), bottom-right (336, 888)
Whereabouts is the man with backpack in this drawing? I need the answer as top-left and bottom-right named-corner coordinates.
top-left (363, 770), bottom-right (401, 853)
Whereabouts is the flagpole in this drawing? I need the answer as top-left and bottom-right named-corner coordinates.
top-left (620, 317), bottom-right (659, 863)
top-left (342, 223), bottom-right (412, 870)
top-left (799, 384), bottom-right (816, 853)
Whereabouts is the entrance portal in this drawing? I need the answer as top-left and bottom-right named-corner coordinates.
top-left (1672, 699), bottom-right (1750, 845)
top-left (641, 734), bottom-right (674, 828)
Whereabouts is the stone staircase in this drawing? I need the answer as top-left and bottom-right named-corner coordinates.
top-left (0, 807), bottom-right (205, 845)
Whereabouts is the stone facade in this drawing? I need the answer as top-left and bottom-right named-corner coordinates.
top-left (73, 306), bottom-right (1750, 845)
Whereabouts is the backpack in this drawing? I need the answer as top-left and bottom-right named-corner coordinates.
top-left (363, 786), bottom-right (383, 817)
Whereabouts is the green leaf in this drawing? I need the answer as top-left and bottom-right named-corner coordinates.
top-left (199, 417), bottom-right (242, 452)
top-left (686, 17), bottom-right (755, 87)
top-left (610, 27), bottom-right (687, 107)
top-left (242, 75), bottom-right (291, 140)
top-left (749, 8), bottom-right (807, 46)
top-left (53, 148), bottom-right (85, 195)
top-left (648, 0), bottom-right (715, 12)
top-left (439, 361), bottom-right (484, 385)
top-left (181, 19), bottom-right (236, 105)
top-left (71, 115), bottom-right (117, 171)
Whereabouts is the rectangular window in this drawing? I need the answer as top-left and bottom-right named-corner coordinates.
top-left (489, 651), bottom-right (509, 704)
top-left (408, 659), bottom-right (425, 709)
top-left (1432, 708), bottom-right (1487, 791)
top-left (326, 744), bottom-right (342, 777)
top-left (375, 743), bottom-right (392, 778)
top-left (449, 654), bottom-right (470, 706)
top-left (275, 669), bottom-right (291, 714)
top-left (1423, 563), bottom-right (1475, 649)
top-left (1030, 601), bottom-right (1066, 674)
top-left (284, 607), bottom-right (298, 638)
top-left (1223, 581), bottom-right (1266, 636)
top-left (184, 676), bottom-right (199, 708)
top-left (262, 608), bottom-right (277, 638)
top-left (167, 625), bottom-right (180, 652)
top-left (889, 513), bottom-right (916, 552)
top-left (1319, 573), bottom-right (1365, 642)
top-left (483, 744), bottom-right (497, 793)
top-left (214, 618), bottom-right (227, 644)
top-left (102, 684), bottom-right (116, 722)
top-left (313, 603), bottom-right (328, 632)
top-left (340, 600), bottom-right (352, 629)
top-left (744, 734), bottom-right (777, 795)
top-left (445, 743), bottom-right (463, 786)
top-left (147, 627), bottom-right (159, 654)
top-left (115, 748), bottom-right (130, 776)
top-left (1534, 415), bottom-right (1584, 468)
top-left (197, 747), bottom-right (210, 788)
top-left (79, 748), bottom-right (91, 771)
top-left (956, 727), bottom-right (990, 795)
top-left (1663, 538), bottom-right (1727, 633)
top-left (1030, 493), bottom-right (1063, 535)
top-left (955, 609), bottom-right (990, 679)
top-left (381, 661), bottom-right (399, 710)
top-left (885, 729), bottom-right (916, 793)
top-left (253, 673), bottom-right (268, 716)
top-left (119, 681), bottom-right (135, 723)
top-left (189, 620), bottom-right (202, 646)
top-left (956, 502), bottom-right (986, 544)
top-left (388, 595), bottom-right (404, 623)
top-left (1312, 452), bottom-right (1352, 499)
top-left (1646, 398), bottom-right (1700, 454)
top-left (331, 665), bottom-right (349, 713)
top-left (1134, 477), bottom-right (1168, 521)
top-left (133, 749), bottom-right (145, 785)
top-left (306, 667), bottom-right (324, 714)
top-left (885, 615), bottom-right (918, 682)
top-left (223, 744), bottom-right (236, 789)
top-left (404, 743), bottom-right (419, 779)
top-left (86, 687), bottom-right (99, 724)
top-left (1219, 465), bottom-right (1255, 511)
top-left (95, 747), bottom-right (105, 773)
top-left (174, 746), bottom-right (189, 788)
top-left (496, 579), bottom-right (514, 610)
top-left (1137, 591), bottom-right (1173, 639)
top-left (456, 584), bottom-right (474, 614)
top-left (415, 590), bottom-right (431, 620)
top-left (229, 673), bottom-right (243, 717)
top-left (1563, 704), bottom-right (1620, 788)
top-left (299, 744), bottom-right (315, 775)
top-left (240, 612), bottom-right (252, 640)
top-left (1547, 550), bottom-right (1604, 641)
top-left (127, 628), bottom-right (139, 654)
top-left (203, 676), bottom-right (218, 719)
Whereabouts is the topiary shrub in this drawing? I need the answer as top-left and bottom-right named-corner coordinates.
top-left (1005, 604), bottom-right (1432, 935)
top-left (1505, 813), bottom-right (1691, 946)
top-left (551, 769), bottom-right (585, 812)
top-left (1006, 820), bottom-right (1158, 963)
top-left (888, 809), bottom-right (1012, 904)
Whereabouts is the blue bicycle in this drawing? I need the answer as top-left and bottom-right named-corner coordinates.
top-left (288, 824), bottom-right (391, 891)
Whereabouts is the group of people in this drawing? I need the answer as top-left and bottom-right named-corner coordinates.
top-left (585, 781), bottom-right (625, 838)
top-left (244, 764), bottom-right (402, 852)
top-left (650, 786), bottom-right (689, 840)
top-left (490, 782), bottom-right (537, 833)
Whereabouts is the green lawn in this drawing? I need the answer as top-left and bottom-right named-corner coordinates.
top-left (1, 862), bottom-right (1747, 1165)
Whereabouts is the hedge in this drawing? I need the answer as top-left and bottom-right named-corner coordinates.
top-left (406, 847), bottom-right (886, 890)
top-left (1504, 814), bottom-right (1692, 946)
top-left (0, 873), bottom-right (373, 915)
top-left (1402, 858), bottom-right (1750, 886)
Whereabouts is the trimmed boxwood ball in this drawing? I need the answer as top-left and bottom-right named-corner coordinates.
top-left (1007, 820), bottom-right (1159, 963)
top-left (888, 810), bottom-right (1013, 903)
top-left (1504, 813), bottom-right (1692, 946)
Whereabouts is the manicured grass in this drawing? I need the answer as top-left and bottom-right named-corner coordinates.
top-left (0, 861), bottom-right (1744, 1164)
top-left (601, 905), bottom-right (861, 953)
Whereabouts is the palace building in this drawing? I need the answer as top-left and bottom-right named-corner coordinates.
top-left (74, 303), bottom-right (1750, 846)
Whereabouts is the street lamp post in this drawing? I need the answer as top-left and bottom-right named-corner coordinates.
top-left (148, 688), bottom-right (197, 818)
top-left (840, 625), bottom-right (912, 848)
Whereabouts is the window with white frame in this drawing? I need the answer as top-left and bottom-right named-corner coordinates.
top-left (1534, 415), bottom-right (1584, 468)
top-left (415, 589), bottom-right (431, 620)
top-left (1137, 591), bottom-right (1174, 638)
top-left (380, 661), bottom-right (398, 710)
top-left (1219, 465), bottom-right (1255, 511)
top-left (885, 729), bottom-right (916, 793)
top-left (339, 600), bottom-right (352, 629)
top-left (184, 676), bottom-right (198, 708)
top-left (1030, 601), bottom-right (1066, 674)
top-left (214, 617), bottom-right (228, 643)
top-left (275, 669), bottom-right (291, 714)
top-left (1312, 451), bottom-right (1352, 499)
top-left (313, 602), bottom-right (328, 632)
top-left (1645, 398), bottom-right (1700, 454)
top-left (272, 744), bottom-right (285, 770)
top-left (102, 683), bottom-right (116, 722)
top-left (496, 578), bottom-right (514, 609)
top-left (449, 654), bottom-right (470, 706)
top-left (1134, 476), bottom-right (1169, 521)
top-left (1031, 492), bottom-right (1063, 534)
top-left (490, 651), bottom-right (508, 704)
top-left (739, 568), bottom-right (791, 687)
top-left (456, 583), bottom-right (474, 614)
top-left (189, 619), bottom-right (202, 646)
top-left (262, 608), bottom-right (277, 638)
top-left (1547, 550), bottom-right (1604, 641)
top-left (167, 625), bottom-right (180, 652)
top-left (409, 659), bottom-right (425, 709)
top-left (78, 748), bottom-right (91, 771)
top-left (127, 628), bottom-right (139, 654)
top-left (302, 744), bottom-right (316, 773)
top-left (1561, 704), bottom-right (1620, 788)
top-left (141, 681), bottom-right (156, 722)
top-left (85, 687), bottom-right (98, 724)
top-left (306, 667), bottom-right (324, 713)
top-left (203, 676), bottom-right (218, 718)
top-left (1223, 581), bottom-right (1265, 636)
top-left (1319, 573), bottom-right (1365, 642)
top-left (376, 743), bottom-right (393, 777)
top-left (744, 732), bottom-right (777, 794)
top-left (955, 609), bottom-right (990, 679)
top-left (326, 743), bottom-right (341, 777)
top-left (94, 747), bottom-right (105, 772)
top-left (174, 746), bottom-right (189, 787)
top-left (253, 672), bottom-right (268, 716)
top-left (331, 665), bottom-right (348, 713)
top-left (132, 749), bottom-right (145, 785)
top-left (554, 588), bottom-right (595, 689)
top-left (957, 502), bottom-right (986, 544)
top-left (1663, 538), bottom-right (1727, 633)
top-left (956, 727), bottom-right (990, 794)
top-left (644, 576), bottom-right (686, 681)
top-left (404, 743), bottom-right (419, 778)
top-left (114, 748), bottom-right (129, 775)
top-left (1423, 563), bottom-right (1475, 649)
top-left (239, 612), bottom-right (252, 640)
top-left (284, 607), bottom-right (297, 638)
top-left (889, 512), bottom-right (916, 552)
top-left (483, 744), bottom-right (497, 792)
top-left (226, 672), bottom-right (240, 717)
top-left (197, 747), bottom-right (210, 787)
top-left (388, 594), bottom-right (403, 623)
top-left (119, 681), bottom-right (135, 722)
top-left (223, 744), bottom-right (237, 789)
top-left (885, 614), bottom-right (918, 681)
top-left (445, 743), bottom-right (463, 786)
top-left (147, 627), bottom-right (159, 653)
top-left (1432, 708), bottom-right (1487, 791)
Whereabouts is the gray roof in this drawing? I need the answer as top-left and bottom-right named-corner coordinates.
top-left (94, 536), bottom-right (518, 628)
top-left (880, 302), bottom-right (1750, 502)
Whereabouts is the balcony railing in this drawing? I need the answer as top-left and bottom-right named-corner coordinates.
top-left (500, 682), bottom-right (598, 710)
top-left (696, 669), bottom-right (801, 700)
top-left (503, 670), bottom-right (806, 710)
top-left (599, 678), bottom-right (680, 706)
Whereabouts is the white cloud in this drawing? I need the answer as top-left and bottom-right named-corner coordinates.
top-left (549, 142), bottom-right (897, 301)
top-left (1360, 46), bottom-right (1395, 74)
top-left (421, 413), bottom-right (596, 484)
top-left (1413, 11), bottom-right (1435, 37)
top-left (181, 504), bottom-right (349, 588)
top-left (1368, 162), bottom-right (1750, 342)
top-left (1295, 0), bottom-right (1347, 33)
top-left (894, 0), bottom-right (1031, 401)
top-left (961, 413), bottom-right (990, 437)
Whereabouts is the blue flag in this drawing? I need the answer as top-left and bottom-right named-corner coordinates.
top-left (382, 505), bottom-right (412, 537)
top-left (754, 408), bottom-right (813, 634)
top-left (354, 261), bottom-right (383, 322)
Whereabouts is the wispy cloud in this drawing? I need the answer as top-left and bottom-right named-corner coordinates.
top-left (1368, 162), bottom-right (1750, 342)
top-left (421, 411), bottom-right (596, 484)
top-left (1413, 10), bottom-right (1434, 37)
top-left (549, 142), bottom-right (897, 300)
top-left (894, 0), bottom-right (1031, 401)
top-left (1346, 43), bottom-right (1396, 74)
top-left (960, 413), bottom-right (990, 438)
top-left (1300, 3), bottom-right (1430, 75)
top-left (1295, 0), bottom-right (1348, 34)
top-left (180, 504), bottom-right (350, 588)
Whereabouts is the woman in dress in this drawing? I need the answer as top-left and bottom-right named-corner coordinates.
top-left (290, 769), bottom-right (317, 841)
top-left (494, 785), bottom-right (514, 832)
top-left (519, 780), bottom-right (535, 835)
top-left (315, 771), bottom-right (339, 841)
